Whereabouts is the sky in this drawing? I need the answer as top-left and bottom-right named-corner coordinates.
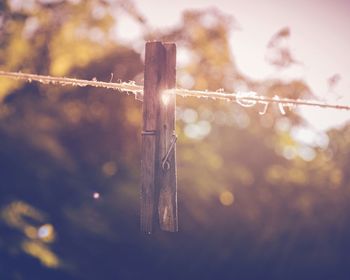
top-left (117, 0), bottom-right (350, 131)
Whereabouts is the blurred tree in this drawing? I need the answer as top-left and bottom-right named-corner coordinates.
top-left (0, 2), bottom-right (350, 280)
top-left (265, 27), bottom-right (299, 69)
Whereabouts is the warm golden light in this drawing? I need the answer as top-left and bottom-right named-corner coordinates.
top-left (24, 226), bottom-right (38, 239)
top-left (22, 241), bottom-right (60, 268)
top-left (1, 201), bottom-right (60, 268)
top-left (219, 191), bottom-right (234, 206)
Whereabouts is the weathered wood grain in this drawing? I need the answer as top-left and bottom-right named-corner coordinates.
top-left (141, 42), bottom-right (178, 233)
top-left (158, 43), bottom-right (178, 232)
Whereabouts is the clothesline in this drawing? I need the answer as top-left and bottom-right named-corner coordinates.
top-left (1, 70), bottom-right (350, 113)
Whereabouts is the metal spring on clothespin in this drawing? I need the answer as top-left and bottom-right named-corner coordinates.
top-left (162, 134), bottom-right (177, 170)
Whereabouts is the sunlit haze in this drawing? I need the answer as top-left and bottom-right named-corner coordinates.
top-left (2, 1), bottom-right (350, 278)
top-left (117, 0), bottom-right (350, 131)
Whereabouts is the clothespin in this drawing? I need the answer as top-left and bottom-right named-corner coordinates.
top-left (141, 42), bottom-right (178, 234)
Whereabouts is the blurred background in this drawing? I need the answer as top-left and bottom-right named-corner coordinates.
top-left (1, 0), bottom-right (350, 279)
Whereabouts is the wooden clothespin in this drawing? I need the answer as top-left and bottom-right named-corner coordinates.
top-left (141, 42), bottom-right (178, 234)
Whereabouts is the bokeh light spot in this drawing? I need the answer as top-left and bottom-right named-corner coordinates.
top-left (182, 108), bottom-right (198, 123)
top-left (219, 191), bottom-right (234, 206)
top-left (298, 146), bottom-right (316, 161)
top-left (37, 224), bottom-right (55, 243)
top-left (282, 146), bottom-right (297, 160)
top-left (184, 120), bottom-right (211, 140)
top-left (93, 192), bottom-right (100, 199)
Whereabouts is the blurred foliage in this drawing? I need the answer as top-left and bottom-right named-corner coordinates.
top-left (1, 1), bottom-right (350, 280)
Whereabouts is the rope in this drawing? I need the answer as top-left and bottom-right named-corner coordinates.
top-left (169, 88), bottom-right (350, 111)
top-left (0, 70), bottom-right (143, 98)
top-left (1, 70), bottom-right (350, 112)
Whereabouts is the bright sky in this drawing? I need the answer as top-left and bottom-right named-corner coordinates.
top-left (117, 0), bottom-right (350, 131)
